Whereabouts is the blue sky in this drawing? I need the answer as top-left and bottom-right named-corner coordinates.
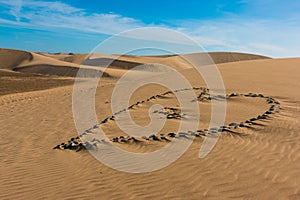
top-left (0, 0), bottom-right (300, 57)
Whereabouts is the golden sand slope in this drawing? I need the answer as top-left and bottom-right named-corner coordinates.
top-left (0, 48), bottom-right (110, 95)
top-left (0, 50), bottom-right (299, 199)
top-left (0, 48), bottom-right (109, 78)
top-left (0, 48), bottom-right (33, 69)
top-left (44, 51), bottom-right (269, 65)
top-left (0, 48), bottom-right (269, 95)
top-left (0, 49), bottom-right (270, 79)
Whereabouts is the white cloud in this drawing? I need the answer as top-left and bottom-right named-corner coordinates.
top-left (25, 0), bottom-right (83, 14)
top-left (4, 0), bottom-right (23, 22)
top-left (174, 18), bottom-right (300, 57)
top-left (0, 0), bottom-right (143, 35)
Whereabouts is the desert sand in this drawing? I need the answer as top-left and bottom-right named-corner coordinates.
top-left (0, 48), bottom-right (299, 199)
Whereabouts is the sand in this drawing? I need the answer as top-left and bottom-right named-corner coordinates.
top-left (0, 48), bottom-right (299, 199)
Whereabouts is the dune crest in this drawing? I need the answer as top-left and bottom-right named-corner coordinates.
top-left (0, 48), bottom-right (109, 77)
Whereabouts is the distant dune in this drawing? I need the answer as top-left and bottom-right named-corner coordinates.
top-left (0, 48), bottom-right (109, 78)
top-left (41, 50), bottom-right (270, 70)
top-left (205, 52), bottom-right (270, 64)
top-left (41, 52), bottom-right (270, 66)
top-left (1, 48), bottom-right (270, 77)
top-left (49, 51), bottom-right (270, 65)
top-left (0, 48), bottom-right (33, 70)
top-left (39, 52), bottom-right (88, 64)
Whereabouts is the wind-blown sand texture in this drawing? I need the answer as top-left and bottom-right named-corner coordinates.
top-left (0, 48), bottom-right (299, 199)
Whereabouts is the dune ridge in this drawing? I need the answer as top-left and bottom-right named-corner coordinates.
top-left (0, 48), bottom-right (33, 70)
top-left (0, 48), bottom-right (109, 78)
top-left (0, 48), bottom-right (270, 78)
top-left (41, 51), bottom-right (269, 64)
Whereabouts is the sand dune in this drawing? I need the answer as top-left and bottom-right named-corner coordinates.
top-left (0, 48), bottom-right (299, 199)
top-left (207, 52), bottom-right (270, 64)
top-left (0, 49), bottom-right (109, 78)
top-left (43, 51), bottom-right (270, 70)
top-left (0, 48), bottom-right (33, 69)
top-left (40, 52), bottom-right (88, 64)
top-left (1, 48), bottom-right (269, 78)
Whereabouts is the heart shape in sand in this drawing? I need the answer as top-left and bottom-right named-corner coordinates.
top-left (54, 87), bottom-right (280, 151)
